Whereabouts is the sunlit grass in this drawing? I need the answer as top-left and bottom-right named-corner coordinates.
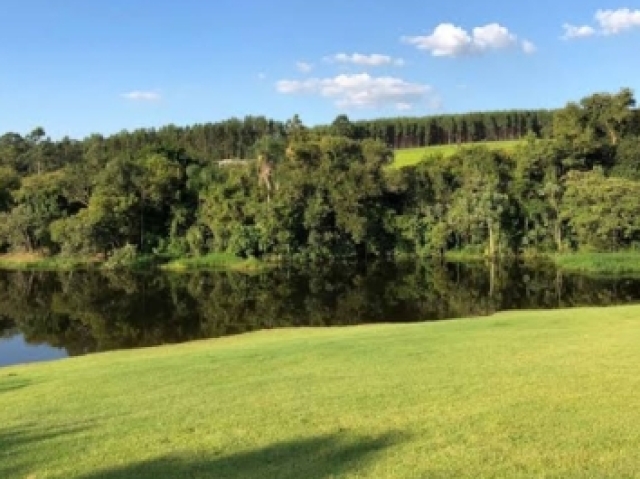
top-left (392, 140), bottom-right (524, 169)
top-left (0, 253), bottom-right (97, 271)
top-left (0, 252), bottom-right (268, 273)
top-left (2, 306), bottom-right (640, 478)
top-left (160, 253), bottom-right (269, 272)
top-left (554, 252), bottom-right (640, 275)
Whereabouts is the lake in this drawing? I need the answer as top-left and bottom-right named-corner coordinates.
top-left (2, 261), bottom-right (640, 367)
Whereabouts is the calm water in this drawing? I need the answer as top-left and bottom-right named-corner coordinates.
top-left (2, 261), bottom-right (640, 367)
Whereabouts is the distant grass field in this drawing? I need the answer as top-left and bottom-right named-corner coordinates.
top-left (3, 306), bottom-right (640, 478)
top-left (392, 140), bottom-right (524, 168)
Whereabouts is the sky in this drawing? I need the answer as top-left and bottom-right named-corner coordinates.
top-left (1, 0), bottom-right (639, 139)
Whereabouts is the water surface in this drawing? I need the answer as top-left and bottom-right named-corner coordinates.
top-left (1, 261), bottom-right (640, 367)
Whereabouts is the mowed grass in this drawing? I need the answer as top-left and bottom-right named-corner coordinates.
top-left (392, 140), bottom-right (524, 168)
top-left (3, 306), bottom-right (640, 478)
top-left (554, 252), bottom-right (640, 275)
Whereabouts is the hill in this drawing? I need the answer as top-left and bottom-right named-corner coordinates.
top-left (392, 139), bottom-right (524, 168)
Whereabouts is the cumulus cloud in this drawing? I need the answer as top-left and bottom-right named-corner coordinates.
top-left (325, 53), bottom-right (405, 67)
top-left (402, 22), bottom-right (522, 57)
top-left (596, 8), bottom-right (640, 34)
top-left (563, 8), bottom-right (640, 39)
top-left (121, 91), bottom-right (161, 101)
top-left (276, 73), bottom-right (438, 110)
top-left (296, 61), bottom-right (313, 73)
top-left (562, 23), bottom-right (596, 39)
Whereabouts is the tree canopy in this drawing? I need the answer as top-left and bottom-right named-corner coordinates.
top-left (1, 88), bottom-right (639, 261)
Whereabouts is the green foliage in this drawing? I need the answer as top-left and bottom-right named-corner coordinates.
top-left (610, 135), bottom-right (640, 180)
top-left (103, 244), bottom-right (139, 270)
top-left (161, 252), bottom-right (266, 272)
top-left (0, 88), bottom-right (638, 265)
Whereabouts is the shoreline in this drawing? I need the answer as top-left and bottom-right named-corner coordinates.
top-left (3, 251), bottom-right (640, 275)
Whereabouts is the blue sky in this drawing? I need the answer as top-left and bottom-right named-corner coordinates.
top-left (1, 0), bottom-right (639, 139)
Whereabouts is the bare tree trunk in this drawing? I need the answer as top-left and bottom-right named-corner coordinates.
top-left (489, 260), bottom-right (497, 298)
top-left (554, 220), bottom-right (562, 252)
top-left (488, 221), bottom-right (498, 258)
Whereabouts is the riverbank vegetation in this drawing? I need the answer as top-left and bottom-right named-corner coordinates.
top-left (2, 305), bottom-right (640, 478)
top-left (160, 252), bottom-right (267, 272)
top-left (0, 253), bottom-right (97, 271)
top-left (553, 252), bottom-right (640, 275)
top-left (1, 88), bottom-right (639, 267)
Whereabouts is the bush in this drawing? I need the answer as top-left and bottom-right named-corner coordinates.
top-left (104, 244), bottom-right (138, 270)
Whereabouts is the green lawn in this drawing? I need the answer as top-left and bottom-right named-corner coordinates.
top-left (392, 140), bottom-right (524, 168)
top-left (2, 306), bottom-right (640, 478)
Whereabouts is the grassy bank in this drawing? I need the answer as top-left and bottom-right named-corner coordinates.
top-left (554, 252), bottom-right (640, 275)
top-left (443, 249), bottom-right (488, 262)
top-left (0, 252), bottom-right (268, 273)
top-left (3, 306), bottom-right (640, 478)
top-left (0, 253), bottom-right (98, 271)
top-left (160, 253), bottom-right (269, 272)
top-left (392, 139), bottom-right (523, 169)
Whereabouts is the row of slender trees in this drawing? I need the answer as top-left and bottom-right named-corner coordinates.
top-left (0, 110), bottom-right (556, 175)
top-left (318, 110), bottom-right (556, 149)
top-left (0, 88), bottom-right (638, 260)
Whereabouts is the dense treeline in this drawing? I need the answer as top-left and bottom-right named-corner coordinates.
top-left (0, 88), bottom-right (639, 262)
top-left (316, 110), bottom-right (556, 148)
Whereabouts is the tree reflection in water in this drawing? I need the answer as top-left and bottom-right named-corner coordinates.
top-left (1, 261), bottom-right (640, 358)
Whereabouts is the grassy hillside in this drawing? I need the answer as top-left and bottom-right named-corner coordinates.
top-left (392, 139), bottom-right (524, 168)
top-left (2, 306), bottom-right (640, 478)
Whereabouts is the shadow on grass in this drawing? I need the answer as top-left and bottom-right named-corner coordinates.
top-left (79, 432), bottom-right (403, 479)
top-left (0, 376), bottom-right (30, 395)
top-left (0, 423), bottom-right (92, 478)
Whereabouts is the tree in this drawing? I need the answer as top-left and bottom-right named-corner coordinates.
top-left (611, 136), bottom-right (640, 180)
top-left (580, 87), bottom-right (636, 145)
top-left (330, 115), bottom-right (356, 139)
top-left (449, 147), bottom-right (511, 257)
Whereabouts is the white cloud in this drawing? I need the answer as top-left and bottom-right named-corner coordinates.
top-left (402, 22), bottom-right (521, 57)
top-left (563, 9), bottom-right (640, 39)
top-left (296, 61), bottom-right (313, 73)
top-left (473, 23), bottom-right (517, 50)
top-left (276, 73), bottom-right (438, 110)
top-left (258, 72), bottom-right (267, 80)
top-left (521, 39), bottom-right (537, 54)
top-left (326, 53), bottom-right (405, 67)
top-left (396, 102), bottom-right (413, 111)
top-left (595, 8), bottom-right (640, 34)
top-left (121, 90), bottom-right (161, 101)
top-left (562, 23), bottom-right (596, 39)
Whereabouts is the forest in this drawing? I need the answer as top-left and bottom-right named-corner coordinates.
top-left (0, 87), bottom-right (639, 264)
